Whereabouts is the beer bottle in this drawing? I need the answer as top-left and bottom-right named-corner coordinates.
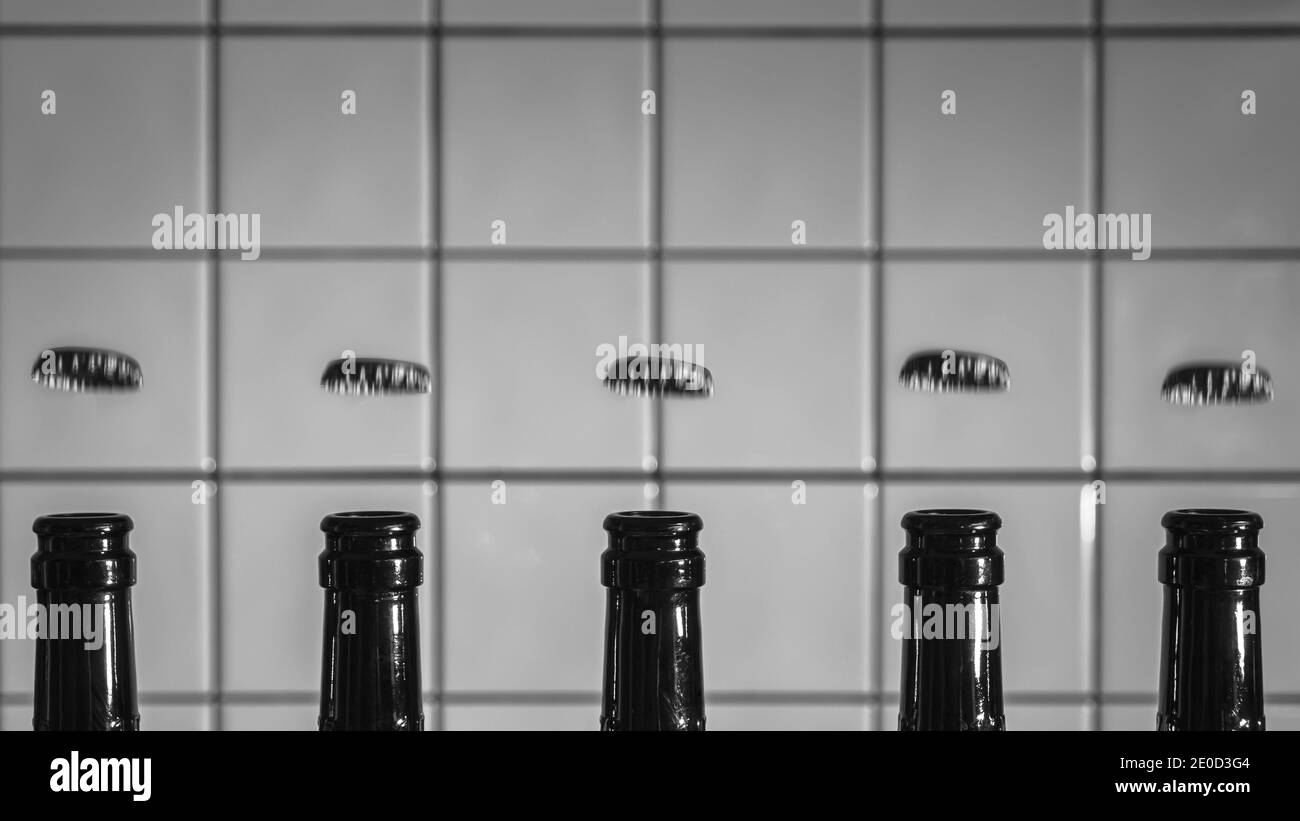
top-left (32, 513), bottom-right (139, 731)
top-left (319, 511), bottom-right (424, 731)
top-left (898, 509), bottom-right (1005, 731)
top-left (1158, 509), bottom-right (1265, 731)
top-left (600, 511), bottom-right (706, 731)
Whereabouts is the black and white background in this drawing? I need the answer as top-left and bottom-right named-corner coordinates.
top-left (0, 0), bottom-right (1299, 732)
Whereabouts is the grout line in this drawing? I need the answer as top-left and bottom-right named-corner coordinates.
top-left (1088, 0), bottom-right (1106, 733)
top-left (5, 245), bottom-right (1300, 261)
top-left (650, 0), bottom-right (665, 493)
top-left (869, 0), bottom-right (885, 733)
top-left (18, 690), bottom-right (1298, 707)
top-left (3, 23), bottom-right (1300, 38)
top-left (205, 0), bottom-right (224, 732)
top-left (7, 468), bottom-right (1300, 483)
top-left (3, 685), bottom-right (1298, 709)
top-left (0, 125), bottom-right (3, 698)
top-left (430, 0), bottom-right (446, 735)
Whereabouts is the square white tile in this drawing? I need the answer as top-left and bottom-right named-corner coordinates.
top-left (1266, 705), bottom-right (1300, 731)
top-left (882, 0), bottom-right (1088, 25)
top-left (0, 705), bottom-right (31, 731)
top-left (220, 482), bottom-right (435, 694)
top-left (663, 38), bottom-right (871, 248)
top-left (220, 260), bottom-right (432, 470)
top-left (0, 482), bottom-right (211, 694)
top-left (661, 0), bottom-right (870, 26)
top-left (707, 704), bottom-right (873, 731)
top-left (1, 260), bottom-right (208, 470)
top-left (140, 703), bottom-right (213, 731)
top-left (883, 38), bottom-right (1089, 248)
top-left (0, 37), bottom-right (205, 247)
top-left (882, 262), bottom-right (1088, 470)
top-left (443, 0), bottom-right (647, 25)
top-left (221, 703), bottom-right (318, 731)
top-left (443, 481), bottom-right (647, 692)
top-left (1100, 702), bottom-right (1156, 731)
top-left (442, 37), bottom-right (649, 247)
top-left (0, 1), bottom-right (204, 21)
top-left (1004, 702), bottom-right (1091, 731)
top-left (221, 37), bottom-right (430, 248)
top-left (675, 482), bottom-right (873, 692)
top-left (1102, 262), bottom-right (1300, 470)
top-left (1105, 39), bottom-right (1300, 247)
top-left (222, 0), bottom-right (430, 23)
top-left (1107, 1), bottom-right (1300, 24)
top-left (662, 262), bottom-right (872, 470)
top-left (442, 703), bottom-right (597, 730)
top-left (442, 262), bottom-right (648, 469)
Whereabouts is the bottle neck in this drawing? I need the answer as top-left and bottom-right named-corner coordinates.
top-left (1157, 515), bottom-right (1265, 732)
top-left (33, 588), bottom-right (139, 731)
top-left (317, 514), bottom-right (424, 731)
top-left (1158, 586), bottom-right (1264, 731)
top-left (897, 513), bottom-right (1005, 732)
top-left (601, 587), bottom-right (704, 731)
top-left (319, 588), bottom-right (423, 731)
top-left (898, 585), bottom-right (1004, 731)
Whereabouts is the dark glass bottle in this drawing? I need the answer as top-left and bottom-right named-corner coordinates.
top-left (319, 511), bottom-right (424, 731)
top-left (600, 511), bottom-right (706, 731)
top-left (898, 509), bottom-right (1005, 731)
top-left (1158, 509), bottom-right (1265, 731)
top-left (32, 513), bottom-right (139, 731)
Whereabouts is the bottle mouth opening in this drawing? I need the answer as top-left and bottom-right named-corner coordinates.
top-left (33, 512), bottom-right (134, 536)
top-left (604, 510), bottom-right (703, 535)
top-left (320, 511), bottom-right (421, 535)
top-left (1162, 508), bottom-right (1262, 534)
top-left (333, 510), bottom-right (407, 519)
top-left (902, 508), bottom-right (1001, 535)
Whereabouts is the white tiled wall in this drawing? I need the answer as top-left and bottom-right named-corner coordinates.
top-left (0, 2), bottom-right (1296, 732)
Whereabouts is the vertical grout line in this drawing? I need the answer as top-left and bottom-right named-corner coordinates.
top-left (0, 25), bottom-right (5, 686)
top-left (869, 0), bottom-right (885, 732)
top-left (430, 0), bottom-right (445, 733)
top-left (649, 0), bottom-right (665, 506)
top-left (206, 0), bottom-right (224, 731)
top-left (1088, 0), bottom-right (1106, 733)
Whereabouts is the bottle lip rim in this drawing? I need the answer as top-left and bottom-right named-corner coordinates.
top-left (604, 510), bottom-right (703, 535)
top-left (320, 510), bottom-right (421, 535)
top-left (901, 508), bottom-right (1002, 534)
top-left (33, 512), bottom-right (134, 536)
top-left (1162, 508), bottom-right (1263, 533)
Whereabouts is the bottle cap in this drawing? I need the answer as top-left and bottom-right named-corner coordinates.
top-left (899, 508), bottom-right (1004, 589)
top-left (31, 513), bottom-right (136, 592)
top-left (602, 511), bottom-right (705, 590)
top-left (320, 511), bottom-right (423, 592)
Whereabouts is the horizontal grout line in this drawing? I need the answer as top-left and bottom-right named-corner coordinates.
top-left (0, 691), bottom-right (435, 706)
top-left (5, 247), bottom-right (1300, 264)
top-left (6, 469), bottom-right (1300, 484)
top-left (2, 23), bottom-right (1299, 38)
top-left (2, 690), bottom-right (1297, 707)
top-left (0, 247), bottom-right (433, 261)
